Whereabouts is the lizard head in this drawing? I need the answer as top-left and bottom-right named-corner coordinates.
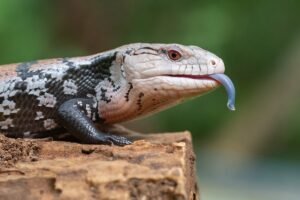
top-left (100, 43), bottom-right (235, 123)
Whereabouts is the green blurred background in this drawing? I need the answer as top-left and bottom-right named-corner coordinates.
top-left (1, 0), bottom-right (300, 199)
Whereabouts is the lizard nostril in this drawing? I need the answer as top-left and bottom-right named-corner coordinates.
top-left (210, 59), bottom-right (217, 66)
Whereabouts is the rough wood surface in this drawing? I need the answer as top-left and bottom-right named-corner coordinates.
top-left (0, 132), bottom-right (198, 200)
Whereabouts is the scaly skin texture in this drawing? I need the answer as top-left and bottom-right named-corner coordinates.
top-left (0, 43), bottom-right (225, 145)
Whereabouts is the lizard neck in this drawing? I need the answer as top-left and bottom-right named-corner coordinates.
top-left (97, 77), bottom-right (187, 124)
top-left (61, 52), bottom-right (118, 98)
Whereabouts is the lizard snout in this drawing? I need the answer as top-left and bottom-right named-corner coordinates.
top-left (207, 56), bottom-right (225, 75)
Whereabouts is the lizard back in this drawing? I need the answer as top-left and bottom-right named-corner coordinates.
top-left (0, 52), bottom-right (116, 138)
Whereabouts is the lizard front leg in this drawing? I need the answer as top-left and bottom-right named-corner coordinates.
top-left (57, 98), bottom-right (132, 146)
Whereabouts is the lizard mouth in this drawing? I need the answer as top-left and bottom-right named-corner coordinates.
top-left (166, 74), bottom-right (236, 111)
top-left (166, 74), bottom-right (216, 81)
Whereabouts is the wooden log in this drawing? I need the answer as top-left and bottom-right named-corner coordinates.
top-left (0, 132), bottom-right (199, 200)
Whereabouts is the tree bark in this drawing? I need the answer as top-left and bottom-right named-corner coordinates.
top-left (0, 132), bottom-right (199, 200)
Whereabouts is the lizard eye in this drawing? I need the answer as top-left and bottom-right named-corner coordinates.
top-left (167, 50), bottom-right (182, 61)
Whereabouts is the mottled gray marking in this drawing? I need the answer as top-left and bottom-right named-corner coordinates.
top-left (0, 118), bottom-right (14, 129)
top-left (98, 88), bottom-right (111, 103)
top-left (35, 111), bottom-right (44, 120)
top-left (86, 94), bottom-right (97, 108)
top-left (86, 104), bottom-right (91, 118)
top-left (77, 101), bottom-right (83, 106)
top-left (62, 58), bottom-right (77, 69)
top-left (16, 61), bottom-right (38, 79)
top-left (43, 67), bottom-right (68, 81)
top-left (43, 119), bottom-right (57, 130)
top-left (25, 75), bottom-right (46, 91)
top-left (0, 99), bottom-right (20, 115)
top-left (14, 81), bottom-right (28, 91)
top-left (0, 77), bottom-right (23, 99)
top-left (63, 79), bottom-right (78, 95)
top-left (37, 93), bottom-right (57, 107)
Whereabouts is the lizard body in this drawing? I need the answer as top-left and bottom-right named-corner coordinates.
top-left (0, 43), bottom-right (235, 145)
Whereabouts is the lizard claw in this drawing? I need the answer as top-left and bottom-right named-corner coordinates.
top-left (103, 135), bottom-right (132, 146)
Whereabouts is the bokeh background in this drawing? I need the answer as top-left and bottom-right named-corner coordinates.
top-left (1, 0), bottom-right (300, 199)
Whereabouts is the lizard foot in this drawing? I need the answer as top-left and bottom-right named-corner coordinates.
top-left (102, 134), bottom-right (132, 146)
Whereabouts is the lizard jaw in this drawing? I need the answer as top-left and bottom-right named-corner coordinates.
top-left (165, 73), bottom-right (236, 111)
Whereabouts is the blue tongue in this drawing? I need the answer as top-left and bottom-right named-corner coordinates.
top-left (208, 74), bottom-right (236, 111)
